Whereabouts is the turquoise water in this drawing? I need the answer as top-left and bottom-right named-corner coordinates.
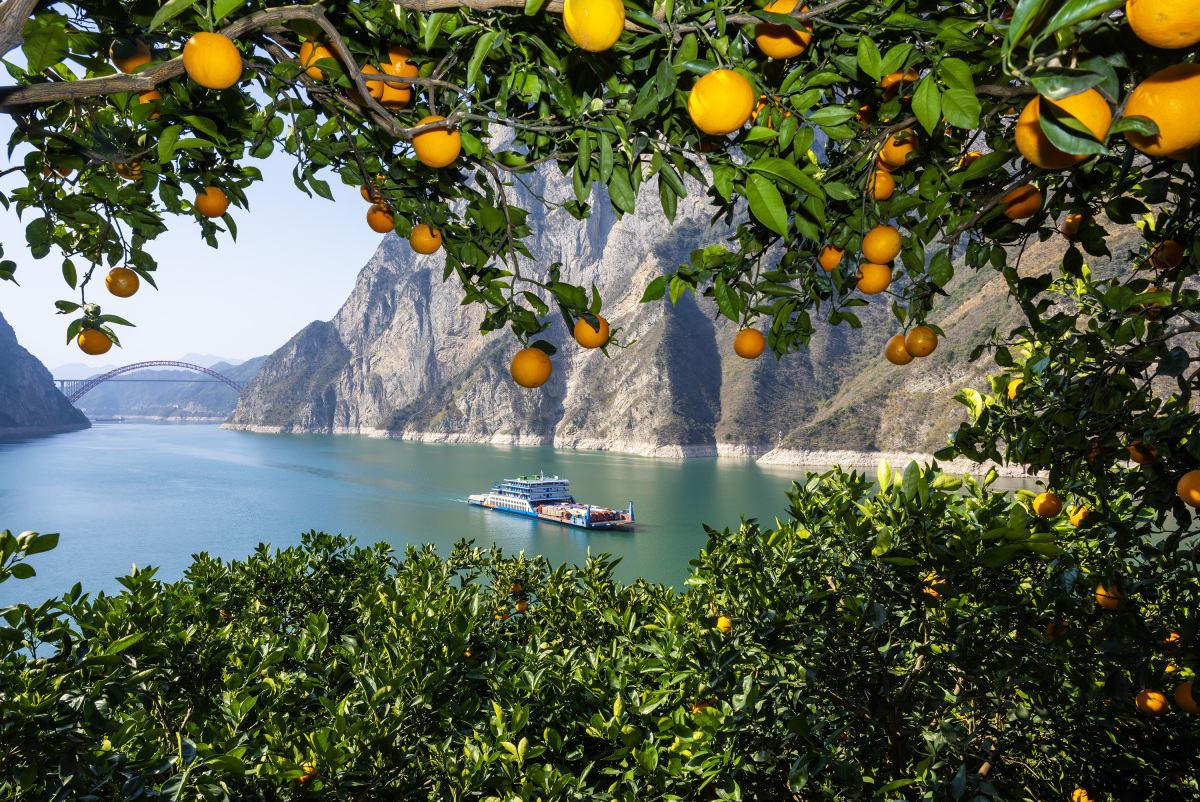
top-left (0, 424), bottom-right (1034, 605)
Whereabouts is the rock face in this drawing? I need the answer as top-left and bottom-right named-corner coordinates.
top-left (225, 164), bottom-right (1019, 461)
top-left (0, 311), bottom-right (90, 435)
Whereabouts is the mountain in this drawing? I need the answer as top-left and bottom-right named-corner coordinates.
top-left (51, 354), bottom-right (245, 379)
top-left (0, 309), bottom-right (90, 435)
top-left (224, 162), bottom-right (1138, 469)
top-left (69, 357), bottom-right (267, 420)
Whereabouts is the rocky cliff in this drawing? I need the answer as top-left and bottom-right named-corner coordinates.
top-left (0, 310), bottom-right (90, 435)
top-left (225, 162), bottom-right (1130, 464)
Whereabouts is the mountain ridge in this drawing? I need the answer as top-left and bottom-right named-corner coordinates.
top-left (0, 309), bottom-right (90, 435)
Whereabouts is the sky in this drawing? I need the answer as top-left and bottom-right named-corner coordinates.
top-left (0, 121), bottom-right (386, 371)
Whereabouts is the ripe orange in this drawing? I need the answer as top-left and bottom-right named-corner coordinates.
top-left (1175, 681), bottom-right (1200, 713)
top-left (688, 70), bottom-right (755, 136)
top-left (386, 46), bottom-right (419, 84)
top-left (1060, 213), bottom-right (1084, 238)
top-left (1006, 378), bottom-right (1024, 399)
top-left (298, 41), bottom-right (336, 80)
top-left (1069, 505), bottom-right (1092, 527)
top-left (716, 615), bottom-right (732, 633)
top-left (105, 267), bottom-right (139, 298)
top-left (957, 151), bottom-right (981, 168)
top-left (1095, 584), bottom-right (1124, 610)
top-left (1126, 0), bottom-right (1200, 50)
top-left (40, 164), bottom-right (71, 179)
top-left (114, 161), bottom-right (143, 181)
top-left (879, 129), bottom-right (919, 168)
top-left (1178, 470), bottom-right (1200, 506)
top-left (862, 225), bottom-right (902, 263)
top-left (195, 186), bottom-right (229, 218)
top-left (509, 582), bottom-right (522, 594)
top-left (409, 223), bottom-right (443, 254)
top-left (817, 244), bottom-right (844, 272)
top-left (1070, 789), bottom-right (1095, 802)
top-left (366, 203), bottom-right (394, 233)
top-left (1000, 184), bottom-right (1042, 219)
top-left (1044, 621), bottom-right (1067, 641)
top-left (1032, 491), bottom-right (1063, 518)
top-left (495, 611), bottom-right (510, 620)
top-left (297, 763), bottom-right (317, 784)
top-left (734, 328), bottom-right (766, 359)
top-left (1128, 442), bottom-right (1157, 464)
top-left (138, 89), bottom-right (162, 119)
top-left (922, 571), bottom-right (947, 600)
top-left (905, 325), bottom-right (937, 357)
top-left (855, 104), bottom-right (875, 127)
top-left (412, 116), bottom-right (461, 168)
top-left (111, 38), bottom-right (151, 73)
top-left (754, 0), bottom-right (813, 60)
top-left (881, 69), bottom-right (919, 101)
top-left (868, 170), bottom-right (895, 200)
top-left (1163, 629), bottom-right (1181, 656)
top-left (357, 64), bottom-right (386, 99)
top-left (183, 32), bottom-right (243, 90)
top-left (563, 0), bottom-right (626, 51)
top-left (379, 67), bottom-right (413, 109)
top-left (515, 600), bottom-right (529, 613)
top-left (1151, 240), bottom-right (1184, 270)
top-left (77, 329), bottom-right (112, 355)
top-left (574, 315), bottom-right (610, 348)
top-left (1124, 64), bottom-right (1200, 157)
top-left (855, 263), bottom-right (892, 295)
top-left (1014, 90), bottom-right (1112, 169)
top-left (1135, 689), bottom-right (1169, 715)
top-left (510, 348), bottom-right (552, 388)
top-left (885, 334), bottom-right (912, 365)
top-left (361, 182), bottom-right (383, 203)
top-left (875, 155), bottom-right (896, 173)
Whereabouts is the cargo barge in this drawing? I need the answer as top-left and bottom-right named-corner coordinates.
top-left (468, 473), bottom-right (634, 530)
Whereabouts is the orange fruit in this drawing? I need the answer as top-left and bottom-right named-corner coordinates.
top-left (366, 203), bottom-right (394, 233)
top-left (1124, 64), bottom-right (1200, 157)
top-left (716, 615), bottom-right (732, 633)
top-left (114, 161), bottom-right (142, 181)
top-left (957, 151), bottom-right (981, 168)
top-left (905, 325), bottom-right (937, 357)
top-left (509, 582), bottom-right (522, 594)
top-left (1163, 629), bottom-right (1181, 655)
top-left (1060, 213), bottom-right (1085, 237)
top-left (563, 0), bottom-right (626, 51)
top-left (574, 315), bottom-right (610, 348)
top-left (1070, 789), bottom-right (1095, 802)
top-left (734, 328), bottom-right (766, 359)
top-left (922, 571), bottom-right (947, 600)
top-left (515, 600), bottom-right (529, 613)
top-left (105, 267), bottom-right (139, 298)
top-left (510, 348), bottom-right (552, 388)
top-left (1151, 240), bottom-right (1184, 270)
top-left (138, 89), bottom-right (162, 119)
top-left (297, 763), bottom-right (317, 784)
top-left (495, 611), bottom-right (510, 620)
top-left (195, 186), bottom-right (229, 218)
top-left (183, 32), bottom-right (243, 90)
top-left (1128, 442), bottom-right (1157, 464)
top-left (110, 38), bottom-right (151, 73)
top-left (412, 116), bottom-right (461, 168)
top-left (881, 69), bottom-right (919, 101)
top-left (1178, 470), bottom-right (1200, 506)
top-left (1126, 0), bottom-right (1200, 50)
top-left (755, 0), bottom-right (813, 59)
top-left (409, 223), bottom-right (443, 254)
top-left (855, 104), bottom-right (875, 127)
top-left (1014, 90), bottom-right (1112, 170)
top-left (817, 244), bottom-right (844, 272)
top-left (379, 67), bottom-right (413, 109)
top-left (869, 170), bottom-right (895, 200)
top-left (1007, 378), bottom-right (1024, 399)
top-left (386, 47), bottom-right (419, 84)
top-left (298, 41), bottom-right (336, 80)
top-left (1095, 584), bottom-right (1124, 610)
top-left (875, 155), bottom-right (896, 173)
top-left (885, 334), bottom-right (912, 365)
top-left (359, 64), bottom-right (386, 99)
top-left (1135, 689), bottom-right (1169, 715)
top-left (855, 263), bottom-right (892, 295)
top-left (862, 225), bottom-right (901, 263)
top-left (1000, 184), bottom-right (1042, 219)
top-left (77, 329), bottom-right (112, 355)
top-left (1044, 622), bottom-right (1067, 641)
top-left (879, 129), bottom-right (919, 168)
top-left (688, 70), bottom-right (755, 136)
top-left (1032, 492), bottom-right (1063, 518)
top-left (1069, 505), bottom-right (1093, 527)
top-left (361, 182), bottom-right (383, 203)
top-left (1175, 681), bottom-right (1200, 713)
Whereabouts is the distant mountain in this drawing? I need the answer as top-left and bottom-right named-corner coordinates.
top-left (51, 354), bottom-right (246, 379)
top-left (0, 310), bottom-right (89, 435)
top-left (179, 353), bottom-right (245, 368)
top-left (71, 357), bottom-right (267, 420)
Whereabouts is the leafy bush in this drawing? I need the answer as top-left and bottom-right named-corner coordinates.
top-left (2, 464), bottom-right (1196, 801)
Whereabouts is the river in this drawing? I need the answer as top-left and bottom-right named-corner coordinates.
top-left (0, 423), bottom-right (1035, 605)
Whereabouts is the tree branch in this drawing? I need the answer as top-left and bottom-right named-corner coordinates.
top-left (0, 0), bottom-right (42, 58)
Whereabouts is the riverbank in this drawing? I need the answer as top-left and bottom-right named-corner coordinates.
top-left (0, 422), bottom-right (90, 437)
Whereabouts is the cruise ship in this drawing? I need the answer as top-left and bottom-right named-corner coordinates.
top-left (468, 473), bottom-right (634, 530)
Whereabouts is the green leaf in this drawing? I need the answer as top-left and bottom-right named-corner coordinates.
top-left (912, 78), bottom-right (941, 135)
top-left (213, 0), bottom-right (246, 22)
top-left (676, 60), bottom-right (718, 75)
top-left (938, 58), bottom-right (974, 92)
top-left (62, 259), bottom-right (77, 289)
top-left (1004, 0), bottom-right (1052, 54)
top-left (1109, 115), bottom-right (1159, 137)
top-left (746, 174), bottom-right (788, 236)
top-left (941, 89), bottom-right (981, 129)
top-left (748, 156), bottom-right (822, 197)
top-left (9, 563), bottom-right (35, 579)
top-left (928, 249), bottom-right (954, 286)
top-left (105, 632), bottom-right (146, 655)
top-left (641, 276), bottom-right (668, 303)
top-left (1030, 68), bottom-right (1104, 100)
top-left (607, 168), bottom-right (636, 214)
top-left (930, 474), bottom-right (962, 492)
top-left (961, 150), bottom-right (1010, 180)
top-left (714, 276), bottom-right (741, 322)
top-left (856, 37), bottom-right (882, 82)
top-left (425, 12), bottom-right (451, 51)
top-left (1039, 98), bottom-right (1106, 155)
top-left (466, 31), bottom-right (500, 89)
top-left (149, 0), bottom-right (202, 32)
top-left (807, 106), bottom-right (856, 126)
top-left (1037, 0), bottom-right (1125, 42)
top-left (877, 459), bottom-right (893, 490)
top-left (158, 125), bottom-right (183, 164)
top-left (23, 532), bottom-right (59, 555)
top-left (901, 460), bottom-right (921, 501)
top-left (523, 0), bottom-right (548, 15)
top-left (22, 26), bottom-right (69, 73)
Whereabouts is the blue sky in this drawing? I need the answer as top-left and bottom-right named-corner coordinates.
top-left (0, 120), bottom-right (385, 370)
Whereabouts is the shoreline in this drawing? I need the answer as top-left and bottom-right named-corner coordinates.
top-left (219, 423), bottom-right (1035, 478)
top-left (0, 422), bottom-right (91, 437)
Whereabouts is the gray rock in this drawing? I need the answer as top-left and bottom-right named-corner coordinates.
top-left (0, 310), bottom-right (90, 435)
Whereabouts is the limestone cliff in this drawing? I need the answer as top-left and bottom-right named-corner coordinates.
top-left (0, 310), bottom-right (89, 435)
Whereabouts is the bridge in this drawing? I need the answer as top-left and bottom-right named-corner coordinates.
top-left (56, 361), bottom-right (246, 404)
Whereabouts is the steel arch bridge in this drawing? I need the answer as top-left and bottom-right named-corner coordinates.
top-left (57, 361), bottom-right (245, 404)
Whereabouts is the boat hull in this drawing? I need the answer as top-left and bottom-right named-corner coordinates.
top-left (468, 499), bottom-right (633, 530)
